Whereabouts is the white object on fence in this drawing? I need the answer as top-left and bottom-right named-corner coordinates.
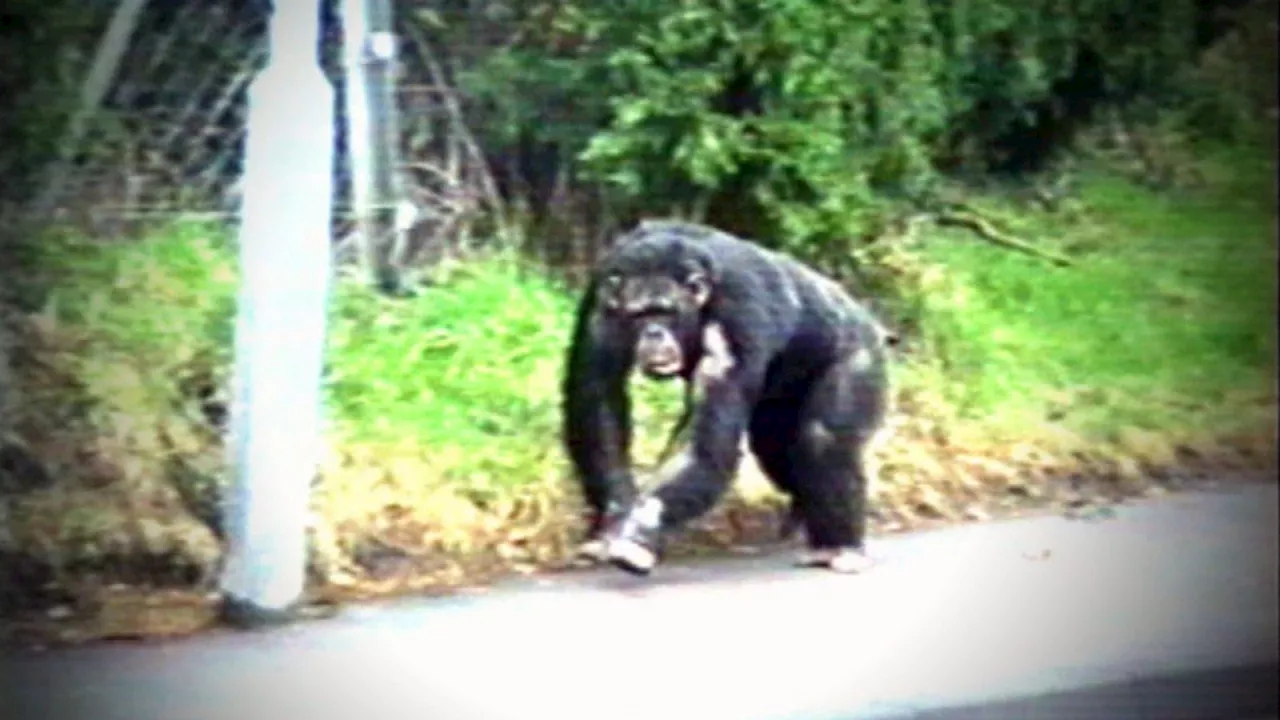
top-left (219, 0), bottom-right (335, 617)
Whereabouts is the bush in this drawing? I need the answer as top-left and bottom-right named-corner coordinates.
top-left (458, 0), bottom-right (1210, 251)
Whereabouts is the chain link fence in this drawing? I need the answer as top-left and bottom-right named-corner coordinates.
top-left (37, 0), bottom-right (602, 275)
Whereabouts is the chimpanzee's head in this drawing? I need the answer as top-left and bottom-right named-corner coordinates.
top-left (595, 224), bottom-right (716, 380)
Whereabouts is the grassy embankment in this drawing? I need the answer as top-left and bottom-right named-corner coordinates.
top-left (2, 147), bottom-right (1276, 620)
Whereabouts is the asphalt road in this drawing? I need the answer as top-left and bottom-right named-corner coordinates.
top-left (3, 482), bottom-right (1277, 720)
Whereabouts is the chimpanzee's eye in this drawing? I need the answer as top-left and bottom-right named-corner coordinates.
top-left (600, 274), bottom-right (625, 308)
top-left (684, 272), bottom-right (712, 306)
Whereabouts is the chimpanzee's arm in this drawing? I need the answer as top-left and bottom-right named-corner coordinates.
top-left (561, 294), bottom-right (638, 528)
top-left (645, 323), bottom-right (767, 530)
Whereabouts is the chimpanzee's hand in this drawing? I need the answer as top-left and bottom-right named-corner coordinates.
top-left (573, 500), bottom-right (631, 565)
top-left (604, 496), bottom-right (665, 576)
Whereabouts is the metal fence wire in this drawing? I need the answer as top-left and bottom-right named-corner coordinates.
top-left (43, 0), bottom-right (603, 273)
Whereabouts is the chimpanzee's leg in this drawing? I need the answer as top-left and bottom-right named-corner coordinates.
top-left (747, 398), bottom-right (806, 540)
top-left (788, 346), bottom-right (889, 573)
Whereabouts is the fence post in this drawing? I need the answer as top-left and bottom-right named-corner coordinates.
top-left (218, 0), bottom-right (335, 626)
top-left (341, 0), bottom-right (408, 294)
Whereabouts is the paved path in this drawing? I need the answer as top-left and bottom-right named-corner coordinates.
top-left (3, 483), bottom-right (1277, 720)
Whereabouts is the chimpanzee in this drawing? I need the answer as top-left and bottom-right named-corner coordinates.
top-left (561, 220), bottom-right (894, 576)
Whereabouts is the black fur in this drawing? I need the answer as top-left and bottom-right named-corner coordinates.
top-left (562, 220), bottom-right (892, 569)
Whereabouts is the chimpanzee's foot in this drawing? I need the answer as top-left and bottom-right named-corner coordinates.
top-left (795, 547), bottom-right (876, 574)
top-left (606, 536), bottom-right (658, 575)
top-left (572, 505), bottom-right (631, 567)
top-left (572, 537), bottom-right (611, 566)
top-left (605, 497), bottom-right (664, 576)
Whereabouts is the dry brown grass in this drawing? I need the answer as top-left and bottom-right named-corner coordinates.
top-left (3, 272), bottom-right (1277, 647)
top-left (4, 378), bottom-right (1273, 649)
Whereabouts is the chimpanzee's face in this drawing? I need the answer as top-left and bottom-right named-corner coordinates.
top-left (598, 268), bottom-right (712, 380)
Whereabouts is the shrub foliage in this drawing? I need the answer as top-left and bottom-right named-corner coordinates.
top-left (453, 0), bottom-right (1243, 251)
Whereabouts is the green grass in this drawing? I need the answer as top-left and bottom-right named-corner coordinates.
top-left (326, 259), bottom-right (574, 449)
top-left (906, 151), bottom-right (1276, 443)
top-left (32, 224), bottom-right (239, 428)
top-left (23, 229), bottom-right (687, 500)
top-left (17, 147), bottom-right (1276, 508)
top-left (323, 257), bottom-right (686, 490)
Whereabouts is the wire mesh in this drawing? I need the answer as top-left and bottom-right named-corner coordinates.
top-left (41, 0), bottom-right (572, 271)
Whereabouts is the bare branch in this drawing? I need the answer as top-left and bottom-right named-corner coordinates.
top-left (401, 20), bottom-right (509, 239)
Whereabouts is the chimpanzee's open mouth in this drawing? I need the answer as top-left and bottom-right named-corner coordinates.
top-left (641, 358), bottom-right (683, 379)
